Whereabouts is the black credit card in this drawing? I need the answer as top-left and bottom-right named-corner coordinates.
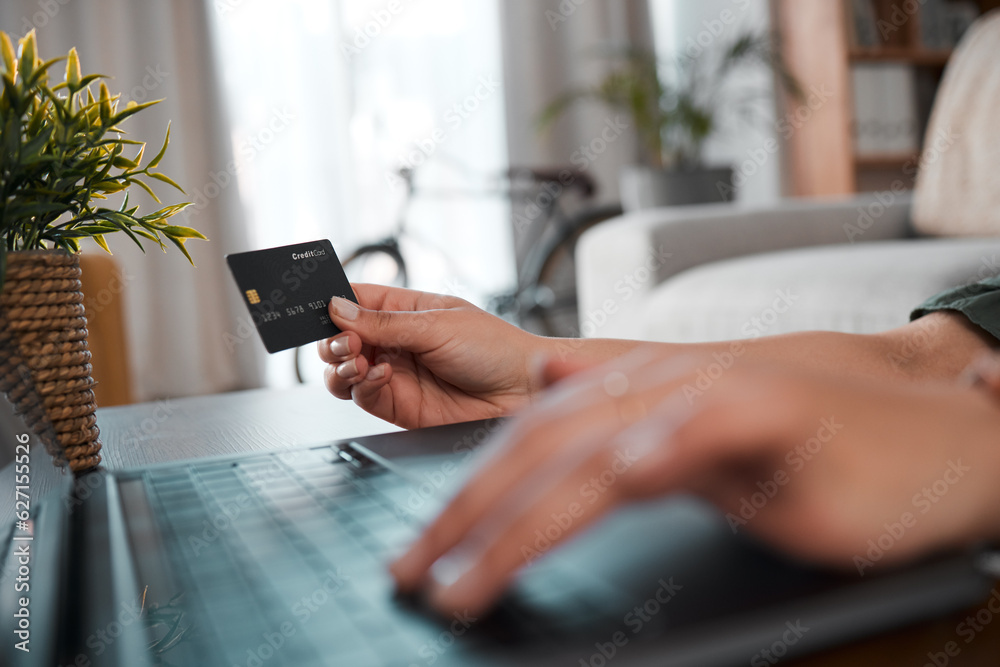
top-left (225, 240), bottom-right (357, 354)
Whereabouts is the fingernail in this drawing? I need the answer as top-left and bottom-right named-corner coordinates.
top-left (336, 359), bottom-right (358, 379)
top-left (430, 551), bottom-right (475, 589)
top-left (329, 337), bottom-right (350, 356)
top-left (330, 296), bottom-right (359, 321)
top-left (428, 556), bottom-right (483, 615)
top-left (366, 364), bottom-right (385, 381)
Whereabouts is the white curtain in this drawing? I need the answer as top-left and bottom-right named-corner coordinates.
top-left (210, 0), bottom-right (512, 387)
top-left (0, 0), bottom-right (263, 401)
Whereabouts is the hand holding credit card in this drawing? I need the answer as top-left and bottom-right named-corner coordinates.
top-left (225, 240), bottom-right (357, 353)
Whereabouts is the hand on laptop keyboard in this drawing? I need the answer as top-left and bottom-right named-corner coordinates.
top-left (389, 349), bottom-right (1000, 617)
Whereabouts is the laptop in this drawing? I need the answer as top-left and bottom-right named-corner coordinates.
top-left (1, 386), bottom-right (997, 667)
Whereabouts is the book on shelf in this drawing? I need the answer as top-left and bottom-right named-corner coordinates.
top-left (850, 0), bottom-right (879, 48)
top-left (851, 64), bottom-right (918, 157)
top-left (848, 0), bottom-right (981, 50)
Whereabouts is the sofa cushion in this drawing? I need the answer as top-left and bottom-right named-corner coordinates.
top-left (641, 239), bottom-right (1000, 343)
top-left (913, 11), bottom-right (1000, 237)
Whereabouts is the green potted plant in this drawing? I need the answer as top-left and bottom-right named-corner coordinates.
top-left (541, 32), bottom-right (801, 211)
top-left (0, 30), bottom-right (205, 471)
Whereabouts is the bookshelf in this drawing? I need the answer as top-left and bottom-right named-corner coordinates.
top-left (774, 0), bottom-right (997, 197)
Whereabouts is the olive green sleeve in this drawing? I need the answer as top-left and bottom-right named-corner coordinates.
top-left (910, 275), bottom-right (1000, 342)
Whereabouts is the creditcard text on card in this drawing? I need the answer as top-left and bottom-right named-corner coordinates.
top-left (225, 240), bottom-right (357, 353)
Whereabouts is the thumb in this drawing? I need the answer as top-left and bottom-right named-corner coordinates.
top-left (328, 295), bottom-right (434, 352)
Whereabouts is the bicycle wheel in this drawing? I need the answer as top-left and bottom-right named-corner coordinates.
top-left (342, 241), bottom-right (408, 288)
top-left (530, 204), bottom-right (623, 338)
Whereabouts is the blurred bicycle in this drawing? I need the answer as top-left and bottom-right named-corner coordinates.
top-left (294, 159), bottom-right (622, 381)
top-left (341, 161), bottom-right (621, 334)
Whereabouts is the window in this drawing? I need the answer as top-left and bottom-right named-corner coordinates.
top-left (211, 0), bottom-right (512, 386)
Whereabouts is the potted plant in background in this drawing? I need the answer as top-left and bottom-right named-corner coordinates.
top-left (0, 30), bottom-right (204, 471)
top-left (541, 32), bottom-right (801, 211)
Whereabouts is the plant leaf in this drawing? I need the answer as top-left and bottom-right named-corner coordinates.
top-left (159, 223), bottom-right (206, 240)
top-left (91, 234), bottom-right (111, 254)
top-left (65, 47), bottom-right (81, 90)
top-left (164, 234), bottom-right (195, 265)
top-left (0, 32), bottom-right (16, 78)
top-left (146, 171), bottom-right (185, 193)
top-left (129, 178), bottom-right (161, 203)
top-left (146, 122), bottom-right (170, 169)
top-left (0, 31), bottom-right (200, 265)
top-left (99, 81), bottom-right (112, 123)
top-left (107, 99), bottom-right (160, 127)
top-left (18, 30), bottom-right (37, 82)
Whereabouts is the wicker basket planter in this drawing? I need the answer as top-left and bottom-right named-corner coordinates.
top-left (0, 249), bottom-right (102, 471)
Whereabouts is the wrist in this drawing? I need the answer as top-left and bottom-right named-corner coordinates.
top-left (520, 333), bottom-right (560, 400)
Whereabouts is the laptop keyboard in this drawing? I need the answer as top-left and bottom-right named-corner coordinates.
top-left (142, 447), bottom-right (446, 666)
top-left (137, 446), bottom-right (628, 666)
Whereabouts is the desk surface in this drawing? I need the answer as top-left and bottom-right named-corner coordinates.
top-left (97, 384), bottom-right (401, 470)
top-left (97, 386), bottom-right (1000, 666)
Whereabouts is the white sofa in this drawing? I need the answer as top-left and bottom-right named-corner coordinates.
top-left (576, 193), bottom-right (1000, 342)
top-left (576, 11), bottom-right (1000, 344)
